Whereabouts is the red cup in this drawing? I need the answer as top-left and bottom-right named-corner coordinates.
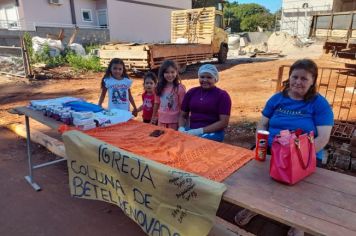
top-left (255, 130), bottom-right (269, 161)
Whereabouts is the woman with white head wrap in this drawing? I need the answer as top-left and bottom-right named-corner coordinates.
top-left (178, 64), bottom-right (232, 142)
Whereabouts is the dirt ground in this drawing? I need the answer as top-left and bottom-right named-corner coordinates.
top-left (0, 57), bottom-right (345, 236)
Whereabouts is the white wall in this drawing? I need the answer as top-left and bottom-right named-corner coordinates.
top-left (74, 0), bottom-right (98, 26)
top-left (107, 0), bottom-right (191, 43)
top-left (19, 0), bottom-right (73, 29)
top-left (283, 0), bottom-right (333, 10)
top-left (96, 0), bottom-right (107, 9)
top-left (281, 0), bottom-right (333, 38)
top-left (16, 0), bottom-right (101, 30)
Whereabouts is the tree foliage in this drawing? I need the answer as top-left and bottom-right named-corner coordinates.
top-left (240, 12), bottom-right (274, 31)
top-left (224, 2), bottom-right (275, 32)
top-left (192, 0), bottom-right (221, 8)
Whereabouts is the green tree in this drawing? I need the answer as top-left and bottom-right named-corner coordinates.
top-left (224, 2), bottom-right (275, 32)
top-left (240, 13), bottom-right (274, 31)
top-left (224, 1), bottom-right (240, 31)
top-left (234, 3), bottom-right (268, 19)
top-left (192, 0), bottom-right (221, 8)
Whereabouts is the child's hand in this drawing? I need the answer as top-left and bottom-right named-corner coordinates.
top-left (132, 108), bottom-right (138, 117)
top-left (150, 117), bottom-right (158, 125)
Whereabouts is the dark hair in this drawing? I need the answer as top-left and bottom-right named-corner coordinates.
top-left (156, 60), bottom-right (181, 96)
top-left (282, 59), bottom-right (318, 101)
top-left (101, 58), bottom-right (128, 88)
top-left (143, 71), bottom-right (158, 84)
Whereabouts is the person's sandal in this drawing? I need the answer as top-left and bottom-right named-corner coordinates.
top-left (234, 209), bottom-right (258, 226)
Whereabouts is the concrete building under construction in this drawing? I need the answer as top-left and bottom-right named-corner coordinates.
top-left (281, 0), bottom-right (356, 38)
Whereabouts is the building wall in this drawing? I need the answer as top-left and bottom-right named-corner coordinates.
top-left (281, 0), bottom-right (333, 38)
top-left (96, 0), bottom-right (107, 9)
top-left (19, 0), bottom-right (73, 29)
top-left (74, 0), bottom-right (98, 26)
top-left (107, 0), bottom-right (191, 43)
top-left (333, 0), bottom-right (356, 12)
top-left (15, 0), bottom-right (102, 30)
top-left (283, 0), bottom-right (333, 10)
top-left (0, 27), bottom-right (109, 47)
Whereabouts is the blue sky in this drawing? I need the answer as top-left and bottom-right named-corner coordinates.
top-left (228, 0), bottom-right (282, 13)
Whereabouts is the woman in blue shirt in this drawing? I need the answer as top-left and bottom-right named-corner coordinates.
top-left (235, 59), bottom-right (334, 236)
top-left (259, 59), bottom-right (334, 164)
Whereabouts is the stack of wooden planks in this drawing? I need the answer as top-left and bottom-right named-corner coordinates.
top-left (171, 7), bottom-right (215, 44)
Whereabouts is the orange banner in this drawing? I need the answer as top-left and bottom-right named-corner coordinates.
top-left (85, 120), bottom-right (253, 182)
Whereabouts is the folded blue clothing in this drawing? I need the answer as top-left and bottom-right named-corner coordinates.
top-left (64, 101), bottom-right (104, 112)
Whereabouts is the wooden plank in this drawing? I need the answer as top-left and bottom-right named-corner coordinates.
top-left (99, 49), bottom-right (148, 60)
top-left (170, 7), bottom-right (215, 44)
top-left (100, 59), bottom-right (149, 70)
top-left (152, 53), bottom-right (213, 64)
top-left (331, 29), bottom-right (349, 38)
top-left (303, 167), bottom-right (356, 195)
top-left (99, 44), bottom-right (150, 69)
top-left (13, 107), bottom-right (62, 130)
top-left (332, 57), bottom-right (356, 65)
top-left (4, 121), bottom-right (66, 159)
top-left (151, 54), bottom-right (214, 69)
top-left (150, 44), bottom-right (213, 58)
top-left (316, 29), bottom-right (331, 37)
top-left (223, 160), bottom-right (356, 236)
top-left (351, 30), bottom-right (356, 38)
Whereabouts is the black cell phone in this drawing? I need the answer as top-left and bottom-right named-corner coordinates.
top-left (149, 129), bottom-right (165, 137)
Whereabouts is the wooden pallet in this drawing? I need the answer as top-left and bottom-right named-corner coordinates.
top-left (171, 7), bottom-right (215, 44)
top-left (99, 44), bottom-right (150, 69)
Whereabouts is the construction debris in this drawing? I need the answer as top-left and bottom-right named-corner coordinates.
top-left (327, 143), bottom-right (351, 171)
top-left (0, 56), bottom-right (25, 77)
top-left (32, 36), bottom-right (64, 57)
top-left (350, 132), bottom-right (356, 172)
top-left (328, 132), bottom-right (356, 172)
top-left (68, 43), bottom-right (85, 56)
top-left (228, 31), bottom-right (322, 59)
top-left (351, 158), bottom-right (356, 172)
top-left (46, 28), bottom-right (65, 41)
top-left (331, 121), bottom-right (356, 141)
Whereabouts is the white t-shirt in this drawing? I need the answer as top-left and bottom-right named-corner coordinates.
top-left (104, 77), bottom-right (133, 110)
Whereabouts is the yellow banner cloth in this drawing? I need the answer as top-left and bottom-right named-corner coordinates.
top-left (63, 130), bottom-right (227, 236)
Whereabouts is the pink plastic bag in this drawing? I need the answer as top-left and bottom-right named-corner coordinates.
top-left (270, 130), bottom-right (316, 185)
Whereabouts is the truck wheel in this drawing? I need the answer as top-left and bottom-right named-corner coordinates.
top-left (218, 45), bottom-right (228, 64)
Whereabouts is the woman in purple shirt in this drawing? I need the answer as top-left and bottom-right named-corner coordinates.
top-left (178, 64), bottom-right (232, 142)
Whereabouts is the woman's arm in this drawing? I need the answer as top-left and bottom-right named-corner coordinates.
top-left (315, 126), bottom-right (332, 152)
top-left (98, 87), bottom-right (107, 107)
top-left (257, 115), bottom-right (269, 131)
top-left (201, 114), bottom-right (230, 133)
top-left (179, 111), bottom-right (189, 128)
